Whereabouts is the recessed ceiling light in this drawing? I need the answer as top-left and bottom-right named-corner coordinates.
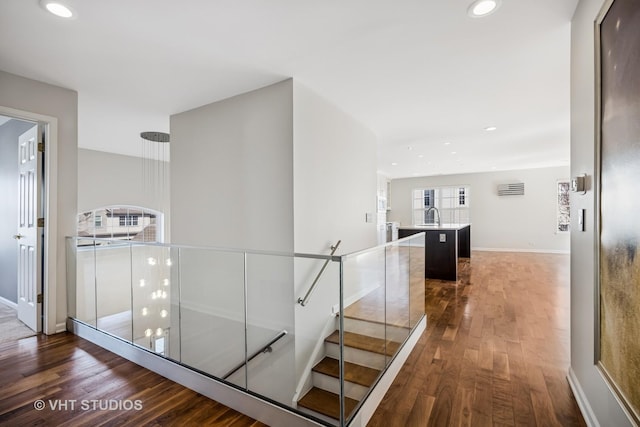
top-left (391, 162), bottom-right (398, 166)
top-left (451, 151), bottom-right (457, 155)
top-left (444, 142), bottom-right (451, 145)
top-left (40, 1), bottom-right (76, 19)
top-left (484, 126), bottom-right (497, 131)
top-left (468, 0), bottom-right (501, 18)
top-left (418, 154), bottom-right (424, 158)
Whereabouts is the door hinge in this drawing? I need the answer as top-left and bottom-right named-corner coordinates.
top-left (38, 142), bottom-right (45, 153)
top-left (38, 218), bottom-right (45, 227)
top-left (37, 294), bottom-right (43, 304)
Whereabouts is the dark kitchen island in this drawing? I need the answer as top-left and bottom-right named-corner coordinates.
top-left (399, 224), bottom-right (471, 281)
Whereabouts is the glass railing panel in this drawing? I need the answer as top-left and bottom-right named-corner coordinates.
top-left (339, 233), bottom-right (425, 425)
top-left (65, 235), bottom-right (426, 427)
top-left (385, 240), bottom-right (411, 365)
top-left (168, 246), bottom-right (181, 362)
top-left (178, 247), bottom-right (246, 386)
top-left (67, 237), bottom-right (98, 326)
top-left (245, 252), bottom-right (295, 406)
top-left (94, 240), bottom-right (133, 341)
top-left (409, 233), bottom-right (426, 328)
top-left (66, 237), bottom-right (77, 321)
top-left (291, 254), bottom-right (341, 425)
top-left (341, 245), bottom-right (387, 339)
top-left (130, 244), bottom-right (174, 356)
top-left (343, 247), bottom-right (386, 328)
top-left (340, 245), bottom-right (386, 425)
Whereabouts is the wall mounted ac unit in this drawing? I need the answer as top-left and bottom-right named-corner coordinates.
top-left (497, 182), bottom-right (525, 196)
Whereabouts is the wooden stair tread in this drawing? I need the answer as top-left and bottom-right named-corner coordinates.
top-left (312, 357), bottom-right (380, 387)
top-left (297, 387), bottom-right (359, 420)
top-left (325, 330), bottom-right (400, 356)
top-left (343, 313), bottom-right (412, 329)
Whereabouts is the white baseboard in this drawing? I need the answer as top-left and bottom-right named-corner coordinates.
top-left (472, 247), bottom-right (570, 255)
top-left (567, 367), bottom-right (599, 427)
top-left (0, 296), bottom-right (17, 309)
top-left (55, 322), bottom-right (67, 333)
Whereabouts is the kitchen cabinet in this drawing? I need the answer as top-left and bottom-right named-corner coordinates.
top-left (399, 224), bottom-right (471, 281)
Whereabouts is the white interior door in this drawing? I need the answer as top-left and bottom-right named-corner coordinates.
top-left (15, 124), bottom-right (41, 333)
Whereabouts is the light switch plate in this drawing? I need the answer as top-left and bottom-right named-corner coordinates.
top-left (439, 233), bottom-right (446, 242)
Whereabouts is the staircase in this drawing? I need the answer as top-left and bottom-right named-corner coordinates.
top-left (297, 315), bottom-right (410, 422)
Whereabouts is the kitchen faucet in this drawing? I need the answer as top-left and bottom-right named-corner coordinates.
top-left (425, 207), bottom-right (441, 226)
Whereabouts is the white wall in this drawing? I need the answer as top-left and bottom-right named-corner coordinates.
top-left (170, 80), bottom-right (297, 402)
top-left (292, 82), bottom-right (379, 386)
top-left (388, 166), bottom-right (570, 253)
top-left (170, 79), bottom-right (294, 253)
top-left (569, 1), bottom-right (635, 425)
top-left (77, 148), bottom-right (170, 240)
top-left (0, 69), bottom-right (78, 333)
top-left (169, 78), bottom-right (380, 399)
top-left (292, 82), bottom-right (378, 255)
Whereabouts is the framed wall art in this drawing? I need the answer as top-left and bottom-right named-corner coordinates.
top-left (595, 0), bottom-right (640, 422)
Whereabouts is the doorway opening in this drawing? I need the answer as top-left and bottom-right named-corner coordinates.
top-left (0, 113), bottom-right (47, 341)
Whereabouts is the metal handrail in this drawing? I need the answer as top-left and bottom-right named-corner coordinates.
top-left (297, 240), bottom-right (341, 307)
top-left (222, 330), bottom-right (288, 380)
top-left (67, 236), bottom-right (338, 262)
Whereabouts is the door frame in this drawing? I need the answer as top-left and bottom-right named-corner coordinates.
top-left (0, 105), bottom-right (59, 335)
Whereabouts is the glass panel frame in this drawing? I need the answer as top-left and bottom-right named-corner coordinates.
top-left (66, 235), bottom-right (425, 427)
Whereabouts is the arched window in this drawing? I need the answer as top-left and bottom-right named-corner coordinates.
top-left (78, 205), bottom-right (164, 242)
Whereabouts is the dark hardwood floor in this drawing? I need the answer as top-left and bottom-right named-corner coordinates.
top-left (368, 251), bottom-right (585, 427)
top-left (0, 333), bottom-right (266, 426)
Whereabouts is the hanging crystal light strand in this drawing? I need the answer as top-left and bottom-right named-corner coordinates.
top-left (140, 131), bottom-right (169, 243)
top-left (140, 131), bottom-right (169, 201)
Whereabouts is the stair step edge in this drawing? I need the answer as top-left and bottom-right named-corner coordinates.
top-left (325, 330), bottom-right (400, 356)
top-left (343, 314), bottom-right (412, 330)
top-left (298, 387), bottom-right (359, 420)
top-left (312, 356), bottom-right (380, 387)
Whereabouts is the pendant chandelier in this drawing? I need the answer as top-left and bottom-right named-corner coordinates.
top-left (140, 131), bottom-right (170, 205)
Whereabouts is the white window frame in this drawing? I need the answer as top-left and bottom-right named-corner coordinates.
top-left (413, 185), bottom-right (471, 225)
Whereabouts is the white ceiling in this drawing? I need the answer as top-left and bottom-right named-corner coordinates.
top-left (0, 0), bottom-right (577, 179)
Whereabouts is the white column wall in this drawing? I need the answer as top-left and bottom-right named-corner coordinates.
top-left (292, 82), bottom-right (379, 383)
top-left (169, 80), bottom-right (296, 405)
top-left (169, 78), bottom-right (380, 398)
top-left (292, 82), bottom-right (378, 255)
top-left (170, 79), bottom-right (294, 253)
